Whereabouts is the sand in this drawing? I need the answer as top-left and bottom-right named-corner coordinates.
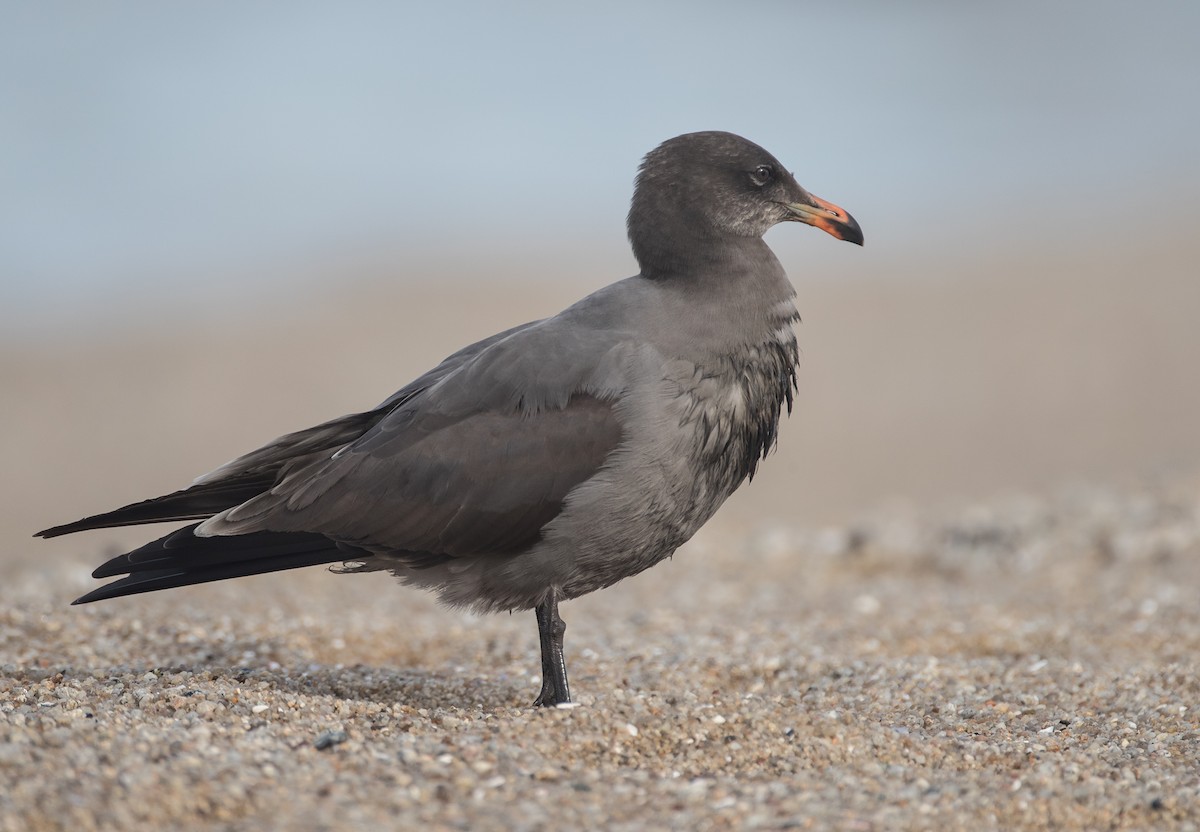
top-left (4, 481), bottom-right (1199, 830)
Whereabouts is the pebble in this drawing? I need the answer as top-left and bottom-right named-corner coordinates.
top-left (313, 730), bottom-right (349, 751)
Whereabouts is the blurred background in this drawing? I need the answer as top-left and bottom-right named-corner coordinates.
top-left (4, 1), bottom-right (1199, 567)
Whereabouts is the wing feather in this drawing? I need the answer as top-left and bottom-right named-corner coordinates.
top-left (202, 393), bottom-right (622, 558)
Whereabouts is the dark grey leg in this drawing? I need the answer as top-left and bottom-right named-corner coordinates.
top-left (532, 588), bottom-right (571, 707)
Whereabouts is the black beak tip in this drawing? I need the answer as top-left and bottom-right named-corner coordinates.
top-left (840, 211), bottom-right (864, 246)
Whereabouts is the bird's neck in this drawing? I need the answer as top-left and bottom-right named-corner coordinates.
top-left (631, 224), bottom-right (767, 281)
top-left (637, 238), bottom-right (799, 357)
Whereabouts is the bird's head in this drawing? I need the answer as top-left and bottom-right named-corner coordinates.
top-left (628, 131), bottom-right (862, 276)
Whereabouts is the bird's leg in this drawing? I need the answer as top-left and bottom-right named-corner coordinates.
top-left (532, 588), bottom-right (571, 707)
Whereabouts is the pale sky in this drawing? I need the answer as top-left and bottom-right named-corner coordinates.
top-left (2, 1), bottom-right (1197, 331)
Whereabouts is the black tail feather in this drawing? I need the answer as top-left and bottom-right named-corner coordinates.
top-left (74, 523), bottom-right (354, 604)
top-left (35, 473), bottom-right (273, 539)
top-left (38, 409), bottom-right (393, 540)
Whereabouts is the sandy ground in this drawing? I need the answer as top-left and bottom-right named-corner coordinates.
top-left (3, 231), bottom-right (1200, 829)
top-left (3, 481), bottom-right (1199, 830)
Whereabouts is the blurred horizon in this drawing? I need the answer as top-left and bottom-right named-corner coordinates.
top-left (3, 2), bottom-right (1199, 338)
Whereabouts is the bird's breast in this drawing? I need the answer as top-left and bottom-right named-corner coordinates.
top-left (663, 325), bottom-right (800, 499)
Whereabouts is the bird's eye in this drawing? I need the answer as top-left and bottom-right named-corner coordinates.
top-left (751, 165), bottom-right (774, 186)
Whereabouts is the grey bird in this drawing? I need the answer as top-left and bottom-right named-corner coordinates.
top-left (37, 131), bottom-right (863, 707)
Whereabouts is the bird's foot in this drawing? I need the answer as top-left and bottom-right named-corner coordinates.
top-left (532, 678), bottom-right (572, 708)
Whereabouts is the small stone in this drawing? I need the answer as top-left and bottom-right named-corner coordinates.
top-left (313, 730), bottom-right (349, 750)
top-left (853, 594), bottom-right (881, 615)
